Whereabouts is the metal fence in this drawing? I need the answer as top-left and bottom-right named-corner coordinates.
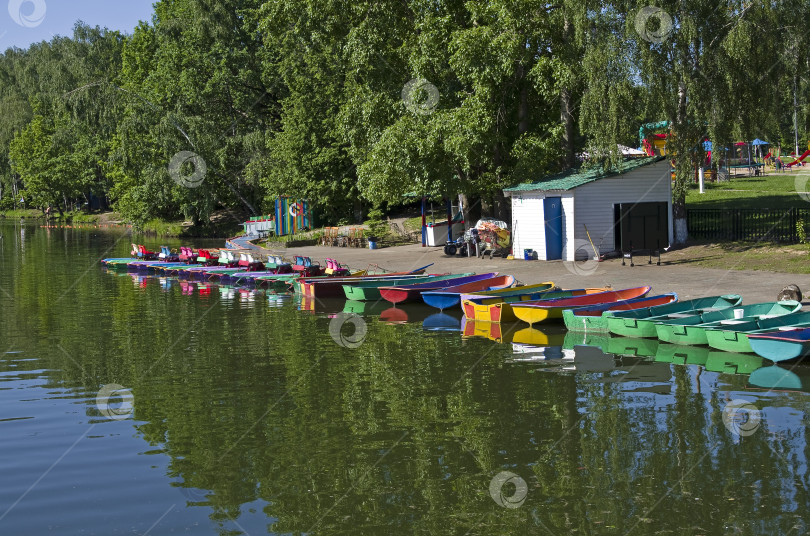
top-left (687, 208), bottom-right (810, 243)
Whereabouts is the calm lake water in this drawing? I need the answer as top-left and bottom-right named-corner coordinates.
top-left (1, 220), bottom-right (809, 535)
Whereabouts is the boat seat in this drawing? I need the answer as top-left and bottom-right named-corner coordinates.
top-left (719, 319), bottom-right (748, 325)
top-left (666, 313), bottom-right (694, 318)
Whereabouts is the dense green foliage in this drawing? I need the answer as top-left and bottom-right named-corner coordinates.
top-left (0, 1), bottom-right (808, 234)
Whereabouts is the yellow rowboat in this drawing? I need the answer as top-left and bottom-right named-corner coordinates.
top-left (462, 288), bottom-right (609, 323)
top-left (459, 281), bottom-right (556, 302)
top-left (511, 287), bottom-right (652, 325)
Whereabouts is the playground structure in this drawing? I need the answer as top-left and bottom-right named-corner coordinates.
top-left (639, 121), bottom-right (671, 156)
top-left (639, 121), bottom-right (809, 180)
top-left (243, 197), bottom-right (312, 237)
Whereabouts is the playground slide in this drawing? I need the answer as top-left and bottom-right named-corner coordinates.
top-left (787, 149), bottom-right (810, 167)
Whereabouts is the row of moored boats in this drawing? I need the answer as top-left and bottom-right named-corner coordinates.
top-left (102, 244), bottom-right (810, 363)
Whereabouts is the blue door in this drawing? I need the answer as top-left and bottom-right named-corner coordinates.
top-left (543, 197), bottom-right (563, 260)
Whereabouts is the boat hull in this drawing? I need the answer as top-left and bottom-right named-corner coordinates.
top-left (749, 328), bottom-right (810, 362)
top-left (461, 288), bottom-right (608, 323)
top-left (512, 287), bottom-right (652, 325)
top-left (341, 274), bottom-right (468, 301)
top-left (562, 293), bottom-right (678, 333)
top-left (606, 295), bottom-right (742, 338)
top-left (421, 275), bottom-right (516, 310)
top-left (705, 311), bottom-right (810, 353)
top-left (459, 281), bottom-right (555, 302)
top-left (376, 274), bottom-right (496, 304)
top-left (303, 273), bottom-right (429, 298)
top-left (654, 301), bottom-right (802, 345)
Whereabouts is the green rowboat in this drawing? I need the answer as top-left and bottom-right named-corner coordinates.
top-left (342, 273), bottom-right (473, 301)
top-left (705, 310), bottom-right (810, 353)
top-left (606, 295), bottom-right (742, 338)
top-left (562, 293), bottom-right (678, 333)
top-left (654, 301), bottom-right (802, 346)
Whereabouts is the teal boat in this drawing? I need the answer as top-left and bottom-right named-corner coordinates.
top-left (705, 310), bottom-right (810, 353)
top-left (606, 295), bottom-right (742, 338)
top-left (748, 327), bottom-right (810, 362)
top-left (343, 273), bottom-right (473, 301)
top-left (654, 301), bottom-right (802, 346)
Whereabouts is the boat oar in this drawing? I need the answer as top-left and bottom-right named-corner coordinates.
top-left (583, 225), bottom-right (600, 261)
top-left (410, 263), bottom-right (434, 274)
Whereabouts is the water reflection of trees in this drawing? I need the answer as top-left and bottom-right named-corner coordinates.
top-left (4, 225), bottom-right (809, 534)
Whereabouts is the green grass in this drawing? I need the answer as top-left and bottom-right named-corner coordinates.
top-left (403, 216), bottom-right (423, 233)
top-left (0, 209), bottom-right (43, 218)
top-left (668, 241), bottom-right (810, 274)
top-left (686, 171), bottom-right (810, 209)
top-left (135, 219), bottom-right (185, 237)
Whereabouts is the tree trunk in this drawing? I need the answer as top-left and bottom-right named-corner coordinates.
top-left (493, 190), bottom-right (510, 224)
top-left (560, 87), bottom-right (576, 170)
top-left (353, 199), bottom-right (363, 224)
top-left (458, 193), bottom-right (469, 231)
top-left (559, 17), bottom-right (576, 170)
top-left (517, 64), bottom-right (529, 136)
top-left (672, 78), bottom-right (689, 245)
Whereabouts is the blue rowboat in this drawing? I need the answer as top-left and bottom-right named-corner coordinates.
top-left (421, 275), bottom-right (516, 310)
top-left (748, 328), bottom-right (810, 362)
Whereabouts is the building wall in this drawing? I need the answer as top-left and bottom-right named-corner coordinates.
top-left (573, 160), bottom-right (672, 259)
top-left (510, 191), bottom-right (574, 260)
top-left (511, 194), bottom-right (544, 258)
top-left (508, 160), bottom-right (672, 262)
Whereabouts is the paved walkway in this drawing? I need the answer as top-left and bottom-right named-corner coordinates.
top-left (254, 241), bottom-right (808, 305)
top-left (227, 235), bottom-right (264, 251)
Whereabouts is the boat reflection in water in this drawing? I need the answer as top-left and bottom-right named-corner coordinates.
top-left (563, 331), bottom-right (659, 358)
top-left (565, 332), bottom-right (810, 394)
top-left (298, 296), bottom-right (347, 315)
top-left (379, 304), bottom-right (435, 324)
top-left (267, 292), bottom-right (292, 309)
top-left (343, 300), bottom-right (389, 316)
top-left (748, 364), bottom-right (810, 392)
top-left (422, 312), bottom-right (462, 332)
top-left (460, 318), bottom-right (567, 346)
top-left (129, 273), bottom-right (149, 289)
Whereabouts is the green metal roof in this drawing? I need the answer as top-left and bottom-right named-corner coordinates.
top-left (504, 156), bottom-right (665, 193)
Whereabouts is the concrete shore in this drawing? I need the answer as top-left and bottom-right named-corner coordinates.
top-left (261, 242), bottom-right (808, 305)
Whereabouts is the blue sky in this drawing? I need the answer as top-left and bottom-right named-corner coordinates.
top-left (1, 0), bottom-right (155, 50)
